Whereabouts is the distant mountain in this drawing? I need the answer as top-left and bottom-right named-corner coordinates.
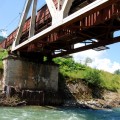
top-left (0, 36), bottom-right (5, 42)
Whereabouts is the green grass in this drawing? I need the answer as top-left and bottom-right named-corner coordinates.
top-left (54, 57), bottom-right (120, 92)
top-left (100, 71), bottom-right (120, 91)
top-left (0, 49), bottom-right (8, 69)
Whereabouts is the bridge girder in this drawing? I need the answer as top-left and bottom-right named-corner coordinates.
top-left (12, 0), bottom-right (110, 52)
top-left (0, 0), bottom-right (119, 58)
top-left (12, 0), bottom-right (74, 51)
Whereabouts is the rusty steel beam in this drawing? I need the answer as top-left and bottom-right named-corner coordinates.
top-left (12, 0), bottom-right (113, 51)
top-left (52, 36), bottom-right (120, 58)
top-left (62, 0), bottom-right (120, 27)
top-left (1, 0), bottom-right (120, 58)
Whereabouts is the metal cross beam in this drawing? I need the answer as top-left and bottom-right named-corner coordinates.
top-left (52, 36), bottom-right (120, 58)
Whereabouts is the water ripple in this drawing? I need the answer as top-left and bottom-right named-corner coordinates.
top-left (0, 107), bottom-right (120, 120)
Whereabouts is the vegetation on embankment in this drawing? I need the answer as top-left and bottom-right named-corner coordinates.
top-left (0, 49), bottom-right (8, 69)
top-left (54, 57), bottom-right (120, 92)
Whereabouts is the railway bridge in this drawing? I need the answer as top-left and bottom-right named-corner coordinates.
top-left (0, 0), bottom-right (120, 102)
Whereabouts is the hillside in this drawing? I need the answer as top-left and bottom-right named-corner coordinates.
top-left (54, 57), bottom-right (120, 92)
top-left (53, 57), bottom-right (120, 108)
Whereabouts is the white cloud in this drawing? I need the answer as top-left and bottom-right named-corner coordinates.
top-left (1, 31), bottom-right (7, 37)
top-left (72, 43), bottom-right (120, 73)
top-left (89, 58), bottom-right (120, 73)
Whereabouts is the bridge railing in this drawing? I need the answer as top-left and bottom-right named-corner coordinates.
top-left (35, 5), bottom-right (52, 34)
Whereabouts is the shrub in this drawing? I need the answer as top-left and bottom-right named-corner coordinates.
top-left (0, 49), bottom-right (8, 69)
top-left (54, 57), bottom-right (120, 91)
top-left (84, 69), bottom-right (102, 88)
top-left (54, 57), bottom-right (85, 76)
top-left (114, 69), bottom-right (120, 75)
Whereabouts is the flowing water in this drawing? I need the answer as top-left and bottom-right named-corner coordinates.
top-left (0, 106), bottom-right (120, 120)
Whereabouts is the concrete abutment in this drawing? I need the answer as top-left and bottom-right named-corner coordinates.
top-left (2, 55), bottom-right (62, 105)
top-left (0, 69), bottom-right (3, 89)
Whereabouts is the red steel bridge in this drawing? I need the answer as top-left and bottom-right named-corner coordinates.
top-left (0, 0), bottom-right (120, 59)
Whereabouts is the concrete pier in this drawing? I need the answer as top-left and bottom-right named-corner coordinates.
top-left (0, 69), bottom-right (3, 89)
top-left (3, 55), bottom-right (58, 92)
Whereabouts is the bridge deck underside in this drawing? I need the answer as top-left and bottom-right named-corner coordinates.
top-left (1, 0), bottom-right (120, 58)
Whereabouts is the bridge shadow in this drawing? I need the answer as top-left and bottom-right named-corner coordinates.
top-left (58, 73), bottom-right (80, 107)
top-left (58, 73), bottom-right (105, 108)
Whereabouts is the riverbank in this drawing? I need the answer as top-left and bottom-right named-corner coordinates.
top-left (64, 97), bottom-right (120, 110)
top-left (0, 78), bottom-right (120, 109)
top-left (0, 90), bottom-right (120, 110)
top-left (62, 79), bottom-right (120, 109)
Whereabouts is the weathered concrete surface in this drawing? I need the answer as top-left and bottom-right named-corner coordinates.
top-left (3, 56), bottom-right (58, 91)
top-left (0, 69), bottom-right (3, 89)
top-left (0, 69), bottom-right (3, 80)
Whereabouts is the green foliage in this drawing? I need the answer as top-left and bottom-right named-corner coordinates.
top-left (54, 57), bottom-right (120, 91)
top-left (100, 71), bottom-right (120, 91)
top-left (0, 49), bottom-right (8, 69)
top-left (84, 57), bottom-right (92, 66)
top-left (53, 57), bottom-right (85, 77)
top-left (114, 69), bottom-right (120, 75)
top-left (84, 69), bottom-right (102, 88)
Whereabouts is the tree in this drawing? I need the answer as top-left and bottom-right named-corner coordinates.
top-left (114, 69), bottom-right (120, 75)
top-left (85, 57), bottom-right (92, 66)
top-left (84, 69), bottom-right (102, 88)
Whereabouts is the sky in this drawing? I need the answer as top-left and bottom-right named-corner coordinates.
top-left (0, 0), bottom-right (120, 73)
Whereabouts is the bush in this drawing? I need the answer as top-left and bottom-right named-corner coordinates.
top-left (54, 57), bottom-right (85, 76)
top-left (114, 69), bottom-right (120, 75)
top-left (54, 57), bottom-right (120, 91)
top-left (0, 49), bottom-right (8, 69)
top-left (84, 69), bottom-right (102, 88)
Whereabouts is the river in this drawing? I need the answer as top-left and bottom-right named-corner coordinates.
top-left (0, 106), bottom-right (120, 120)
